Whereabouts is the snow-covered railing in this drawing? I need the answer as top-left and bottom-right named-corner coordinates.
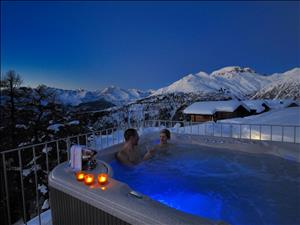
top-left (143, 120), bottom-right (300, 144)
top-left (1, 120), bottom-right (299, 225)
top-left (0, 127), bottom-right (125, 225)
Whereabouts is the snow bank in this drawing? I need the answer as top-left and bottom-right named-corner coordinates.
top-left (220, 107), bottom-right (300, 126)
top-left (13, 210), bottom-right (52, 225)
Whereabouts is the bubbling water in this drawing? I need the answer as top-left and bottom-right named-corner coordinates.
top-left (111, 144), bottom-right (300, 225)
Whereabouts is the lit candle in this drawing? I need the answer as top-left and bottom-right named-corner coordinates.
top-left (76, 171), bottom-right (85, 181)
top-left (98, 173), bottom-right (108, 185)
top-left (84, 174), bottom-right (95, 185)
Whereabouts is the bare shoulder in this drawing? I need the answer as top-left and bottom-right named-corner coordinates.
top-left (116, 149), bottom-right (135, 166)
top-left (117, 149), bottom-right (128, 160)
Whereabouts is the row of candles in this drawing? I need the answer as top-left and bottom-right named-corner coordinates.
top-left (76, 171), bottom-right (108, 186)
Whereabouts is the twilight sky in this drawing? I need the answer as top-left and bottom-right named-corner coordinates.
top-left (1, 1), bottom-right (299, 90)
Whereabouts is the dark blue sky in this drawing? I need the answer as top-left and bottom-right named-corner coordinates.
top-left (1, 1), bottom-right (299, 90)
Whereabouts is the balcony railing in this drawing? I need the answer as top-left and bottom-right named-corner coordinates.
top-left (1, 120), bottom-right (299, 225)
top-left (145, 120), bottom-right (300, 143)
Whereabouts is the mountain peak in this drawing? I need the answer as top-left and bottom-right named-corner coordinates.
top-left (282, 67), bottom-right (300, 76)
top-left (76, 88), bottom-right (86, 93)
top-left (211, 66), bottom-right (256, 76)
top-left (101, 85), bottom-right (120, 93)
top-left (182, 74), bottom-right (197, 81)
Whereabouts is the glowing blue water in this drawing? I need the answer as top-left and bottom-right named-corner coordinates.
top-left (110, 144), bottom-right (300, 225)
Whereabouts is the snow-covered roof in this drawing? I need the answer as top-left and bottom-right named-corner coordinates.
top-left (242, 100), bottom-right (266, 113)
top-left (263, 99), bottom-right (298, 109)
top-left (183, 100), bottom-right (250, 115)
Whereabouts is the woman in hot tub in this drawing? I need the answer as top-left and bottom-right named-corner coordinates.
top-left (143, 129), bottom-right (172, 160)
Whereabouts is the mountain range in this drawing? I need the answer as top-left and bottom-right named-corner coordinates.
top-left (47, 85), bottom-right (153, 106)
top-left (50, 66), bottom-right (300, 106)
top-left (153, 66), bottom-right (299, 99)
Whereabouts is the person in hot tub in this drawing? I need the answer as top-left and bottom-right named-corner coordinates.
top-left (143, 129), bottom-right (171, 160)
top-left (116, 128), bottom-right (141, 166)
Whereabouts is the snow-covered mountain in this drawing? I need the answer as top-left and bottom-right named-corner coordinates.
top-left (47, 86), bottom-right (152, 106)
top-left (210, 66), bottom-right (271, 97)
top-left (153, 72), bottom-right (219, 95)
top-left (95, 86), bottom-right (152, 105)
top-left (152, 66), bottom-right (299, 99)
top-left (252, 68), bottom-right (300, 99)
top-left (45, 66), bottom-right (300, 107)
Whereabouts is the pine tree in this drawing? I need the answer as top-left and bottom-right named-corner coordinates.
top-left (1, 70), bottom-right (23, 148)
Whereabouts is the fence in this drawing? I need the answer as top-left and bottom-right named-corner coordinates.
top-left (0, 127), bottom-right (124, 225)
top-left (144, 120), bottom-right (300, 143)
top-left (1, 120), bottom-right (299, 225)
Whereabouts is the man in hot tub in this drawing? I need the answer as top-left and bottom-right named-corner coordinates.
top-left (116, 128), bottom-right (141, 166)
top-left (143, 129), bottom-right (171, 160)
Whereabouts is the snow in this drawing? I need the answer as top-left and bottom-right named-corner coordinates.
top-left (98, 85), bottom-right (151, 105)
top-left (210, 67), bottom-right (269, 97)
top-left (152, 66), bottom-right (300, 100)
top-left (183, 100), bottom-right (250, 115)
top-left (88, 130), bottom-right (125, 150)
top-left (18, 142), bottom-right (30, 147)
top-left (22, 168), bottom-right (33, 177)
top-left (253, 68), bottom-right (300, 99)
top-left (210, 66), bottom-right (255, 75)
top-left (47, 124), bottom-right (64, 133)
top-left (42, 147), bottom-right (52, 154)
top-left (49, 85), bottom-right (151, 106)
top-left (219, 107), bottom-right (300, 126)
top-left (26, 155), bottom-right (42, 167)
top-left (153, 73), bottom-right (218, 95)
top-left (21, 164), bottom-right (41, 177)
top-left (15, 209), bottom-right (52, 225)
top-left (38, 184), bottom-right (48, 195)
top-left (41, 199), bottom-right (49, 210)
top-left (16, 124), bottom-right (28, 129)
top-left (242, 100), bottom-right (266, 113)
top-left (264, 99), bottom-right (297, 109)
top-left (68, 120), bottom-right (80, 125)
top-left (152, 66), bottom-right (273, 98)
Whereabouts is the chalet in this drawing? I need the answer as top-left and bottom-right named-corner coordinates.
top-left (183, 100), bottom-right (251, 122)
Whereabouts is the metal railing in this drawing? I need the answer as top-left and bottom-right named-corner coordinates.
top-left (1, 126), bottom-right (125, 225)
top-left (1, 120), bottom-right (299, 225)
top-left (144, 120), bottom-right (300, 144)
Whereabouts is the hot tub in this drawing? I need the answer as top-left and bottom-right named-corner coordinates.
top-left (99, 132), bottom-right (300, 225)
top-left (49, 132), bottom-right (300, 225)
top-left (49, 155), bottom-right (216, 224)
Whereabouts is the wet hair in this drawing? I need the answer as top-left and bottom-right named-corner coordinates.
top-left (160, 129), bottom-right (171, 139)
top-left (124, 128), bottom-right (138, 141)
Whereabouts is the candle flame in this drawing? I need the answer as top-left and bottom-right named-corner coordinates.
top-left (98, 173), bottom-right (108, 185)
top-left (76, 171), bottom-right (85, 181)
top-left (84, 174), bottom-right (95, 185)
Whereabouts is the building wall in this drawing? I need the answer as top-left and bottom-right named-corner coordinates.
top-left (190, 114), bottom-right (213, 122)
top-left (287, 103), bottom-right (299, 108)
top-left (187, 105), bottom-right (250, 122)
top-left (214, 105), bottom-right (250, 120)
